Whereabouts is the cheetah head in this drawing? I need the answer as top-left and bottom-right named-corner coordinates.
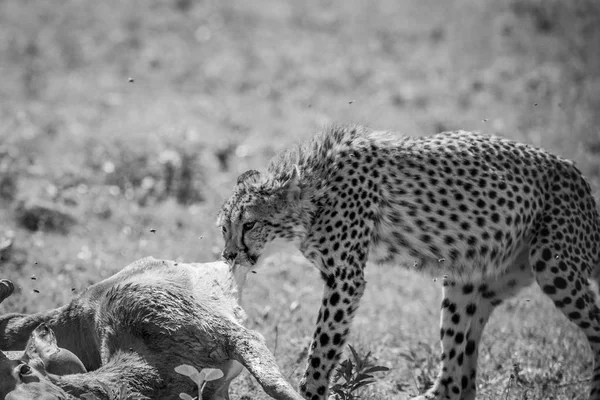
top-left (217, 166), bottom-right (307, 269)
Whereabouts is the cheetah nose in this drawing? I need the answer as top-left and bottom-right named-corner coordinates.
top-left (222, 250), bottom-right (237, 262)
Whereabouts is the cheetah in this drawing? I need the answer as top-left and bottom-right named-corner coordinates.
top-left (217, 124), bottom-right (600, 400)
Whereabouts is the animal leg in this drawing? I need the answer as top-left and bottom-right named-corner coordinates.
top-left (530, 240), bottom-right (600, 400)
top-left (297, 266), bottom-right (366, 400)
top-left (229, 326), bottom-right (303, 400)
top-left (459, 259), bottom-right (533, 400)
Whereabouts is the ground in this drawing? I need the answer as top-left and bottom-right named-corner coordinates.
top-left (1, 0), bottom-right (599, 399)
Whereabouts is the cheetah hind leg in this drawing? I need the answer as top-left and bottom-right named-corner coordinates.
top-left (530, 242), bottom-right (600, 400)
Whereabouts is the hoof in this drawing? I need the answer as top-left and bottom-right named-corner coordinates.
top-left (0, 279), bottom-right (14, 303)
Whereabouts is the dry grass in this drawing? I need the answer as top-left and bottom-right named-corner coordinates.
top-left (1, 0), bottom-right (600, 399)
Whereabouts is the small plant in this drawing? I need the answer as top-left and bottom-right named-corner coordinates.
top-left (398, 343), bottom-right (438, 395)
top-left (174, 365), bottom-right (224, 400)
top-left (329, 345), bottom-right (390, 400)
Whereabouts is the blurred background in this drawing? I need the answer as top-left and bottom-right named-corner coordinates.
top-left (1, 0), bottom-right (599, 398)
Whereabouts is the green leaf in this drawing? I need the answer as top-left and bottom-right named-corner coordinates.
top-left (398, 352), bottom-right (415, 362)
top-left (363, 365), bottom-right (390, 374)
top-left (352, 379), bottom-right (375, 391)
top-left (202, 368), bottom-right (224, 381)
top-left (190, 370), bottom-right (207, 387)
top-left (354, 373), bottom-right (374, 382)
top-left (175, 364), bottom-right (200, 377)
top-left (348, 345), bottom-right (360, 364)
top-left (359, 351), bottom-right (372, 369)
top-left (340, 359), bottom-right (353, 378)
top-left (179, 393), bottom-right (195, 400)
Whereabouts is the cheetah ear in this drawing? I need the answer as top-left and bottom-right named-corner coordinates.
top-left (236, 170), bottom-right (261, 186)
top-left (281, 165), bottom-right (301, 202)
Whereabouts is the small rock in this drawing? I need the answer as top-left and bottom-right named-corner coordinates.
top-left (15, 199), bottom-right (77, 233)
top-left (290, 301), bottom-right (300, 312)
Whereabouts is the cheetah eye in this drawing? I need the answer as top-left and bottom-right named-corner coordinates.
top-left (243, 221), bottom-right (256, 232)
top-left (221, 226), bottom-right (228, 235)
top-left (18, 364), bottom-right (32, 376)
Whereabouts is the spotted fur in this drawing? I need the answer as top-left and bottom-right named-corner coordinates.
top-left (217, 124), bottom-right (600, 400)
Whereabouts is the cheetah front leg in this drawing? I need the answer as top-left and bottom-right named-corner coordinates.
top-left (299, 266), bottom-right (366, 400)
